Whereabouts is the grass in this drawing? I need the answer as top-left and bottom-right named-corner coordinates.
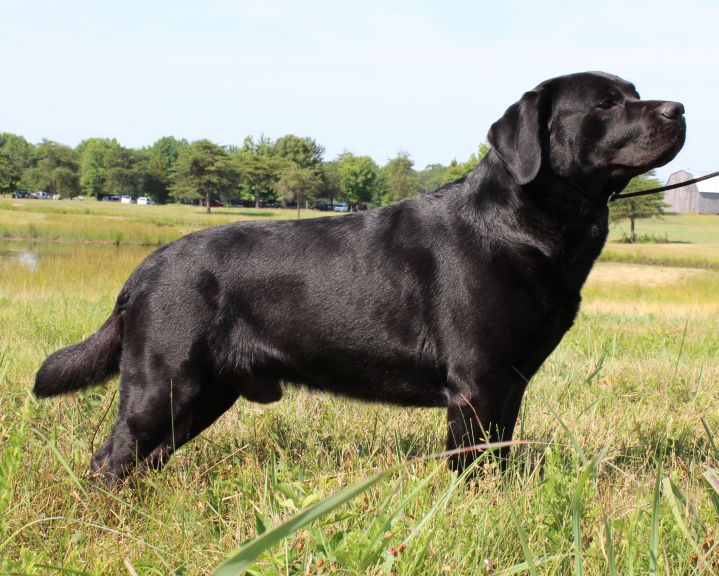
top-left (0, 197), bottom-right (337, 246)
top-left (609, 213), bottom-right (719, 244)
top-left (604, 213), bottom-right (719, 268)
top-left (1, 203), bottom-right (719, 574)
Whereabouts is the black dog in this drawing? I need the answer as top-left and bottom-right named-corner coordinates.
top-left (35, 72), bottom-right (685, 482)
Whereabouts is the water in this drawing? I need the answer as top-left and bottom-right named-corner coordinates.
top-left (0, 240), bottom-right (153, 280)
top-left (0, 246), bottom-right (40, 272)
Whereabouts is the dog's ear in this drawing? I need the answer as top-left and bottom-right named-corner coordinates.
top-left (487, 88), bottom-right (548, 185)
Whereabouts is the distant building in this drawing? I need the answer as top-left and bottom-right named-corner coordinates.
top-left (664, 170), bottom-right (719, 214)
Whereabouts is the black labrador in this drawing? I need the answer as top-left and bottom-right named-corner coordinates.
top-left (35, 72), bottom-right (685, 482)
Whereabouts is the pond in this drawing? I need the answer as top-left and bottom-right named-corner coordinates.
top-left (0, 240), bottom-right (155, 299)
top-left (0, 245), bottom-right (40, 272)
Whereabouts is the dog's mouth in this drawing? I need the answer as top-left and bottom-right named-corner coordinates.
top-left (648, 117), bottom-right (686, 169)
top-left (621, 114), bottom-right (686, 175)
top-left (650, 100), bottom-right (686, 162)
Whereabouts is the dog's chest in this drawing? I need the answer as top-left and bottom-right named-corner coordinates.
top-left (556, 214), bottom-right (609, 291)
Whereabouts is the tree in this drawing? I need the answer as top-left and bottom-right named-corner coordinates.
top-left (609, 172), bottom-right (667, 243)
top-left (336, 152), bottom-right (379, 211)
top-left (381, 152), bottom-right (418, 205)
top-left (102, 144), bottom-right (144, 198)
top-left (417, 163), bottom-right (449, 195)
top-left (171, 140), bottom-right (238, 213)
top-left (440, 143), bottom-right (490, 185)
top-left (242, 134), bottom-right (274, 157)
top-left (234, 149), bottom-right (282, 208)
top-left (20, 140), bottom-right (80, 198)
top-left (272, 135), bottom-right (324, 174)
top-left (274, 164), bottom-right (321, 218)
top-left (319, 161), bottom-right (342, 207)
top-left (0, 133), bottom-right (34, 195)
top-left (144, 136), bottom-right (188, 203)
top-left (76, 138), bottom-right (117, 198)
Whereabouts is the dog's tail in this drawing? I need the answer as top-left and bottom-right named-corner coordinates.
top-left (34, 308), bottom-right (124, 398)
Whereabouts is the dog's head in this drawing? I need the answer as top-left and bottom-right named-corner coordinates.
top-left (487, 71), bottom-right (686, 195)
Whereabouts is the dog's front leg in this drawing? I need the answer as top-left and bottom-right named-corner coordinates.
top-left (445, 378), bottom-right (525, 475)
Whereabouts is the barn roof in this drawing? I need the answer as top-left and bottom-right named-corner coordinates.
top-left (693, 171), bottom-right (719, 194)
top-left (667, 170), bottom-right (719, 194)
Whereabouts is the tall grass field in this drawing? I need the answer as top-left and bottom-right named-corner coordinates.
top-left (1, 198), bottom-right (718, 574)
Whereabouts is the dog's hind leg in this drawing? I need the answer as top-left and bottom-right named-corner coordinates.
top-left (140, 372), bottom-right (283, 471)
top-left (90, 364), bottom-right (232, 482)
top-left (141, 380), bottom-right (241, 472)
top-left (89, 371), bottom-right (182, 482)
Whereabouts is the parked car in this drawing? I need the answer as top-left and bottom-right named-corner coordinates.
top-left (12, 190), bottom-right (31, 199)
top-left (137, 197), bottom-right (156, 205)
top-left (120, 195), bottom-right (134, 204)
top-left (333, 202), bottom-right (349, 212)
top-left (31, 191), bottom-right (51, 200)
top-left (102, 195), bottom-right (121, 202)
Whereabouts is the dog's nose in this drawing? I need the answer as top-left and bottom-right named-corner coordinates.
top-left (660, 101), bottom-right (685, 120)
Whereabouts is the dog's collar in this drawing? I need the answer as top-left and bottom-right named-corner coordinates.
top-left (548, 170), bottom-right (719, 203)
top-left (532, 172), bottom-right (611, 204)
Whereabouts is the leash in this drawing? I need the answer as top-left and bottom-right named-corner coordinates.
top-left (609, 170), bottom-right (719, 202)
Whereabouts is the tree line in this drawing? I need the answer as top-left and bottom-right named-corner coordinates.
top-left (0, 132), bottom-right (663, 236)
top-left (0, 132), bottom-right (488, 212)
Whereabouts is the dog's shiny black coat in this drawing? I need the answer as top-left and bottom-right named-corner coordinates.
top-left (35, 72), bottom-right (685, 481)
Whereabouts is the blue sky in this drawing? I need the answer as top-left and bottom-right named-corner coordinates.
top-left (3, 0), bottom-right (717, 181)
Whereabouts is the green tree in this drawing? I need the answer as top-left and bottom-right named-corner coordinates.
top-left (20, 140), bottom-right (80, 198)
top-left (76, 138), bottom-right (118, 198)
top-left (242, 134), bottom-right (274, 157)
top-left (609, 172), bottom-right (667, 243)
top-left (440, 143), bottom-right (490, 185)
top-left (172, 140), bottom-right (238, 214)
top-left (274, 164), bottom-right (321, 218)
top-left (145, 136), bottom-right (188, 203)
top-left (0, 133), bottom-right (34, 195)
top-left (272, 135), bottom-right (324, 174)
top-left (381, 152), bottom-right (418, 205)
top-left (319, 161), bottom-right (342, 207)
top-left (417, 163), bottom-right (449, 195)
top-left (102, 145), bottom-right (143, 198)
top-left (234, 151), bottom-right (281, 208)
top-left (336, 152), bottom-right (379, 211)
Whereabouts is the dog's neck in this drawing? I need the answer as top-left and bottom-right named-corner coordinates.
top-left (462, 152), bottom-right (609, 263)
top-left (466, 152), bottom-right (609, 221)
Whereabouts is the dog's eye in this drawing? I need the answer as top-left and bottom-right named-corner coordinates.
top-left (597, 98), bottom-right (618, 110)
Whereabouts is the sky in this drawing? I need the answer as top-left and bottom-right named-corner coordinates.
top-left (3, 0), bottom-right (718, 181)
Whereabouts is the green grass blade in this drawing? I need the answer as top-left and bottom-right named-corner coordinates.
top-left (32, 427), bottom-right (89, 499)
top-left (212, 442), bottom-right (521, 575)
top-left (572, 447), bottom-right (609, 576)
top-left (649, 458), bottom-right (663, 575)
top-left (212, 467), bottom-right (392, 575)
top-left (700, 417), bottom-right (719, 462)
top-left (506, 491), bottom-right (537, 576)
top-left (602, 510), bottom-right (617, 576)
top-left (35, 564), bottom-right (91, 575)
top-left (495, 554), bottom-right (568, 575)
top-left (671, 318), bottom-right (689, 382)
top-left (702, 468), bottom-right (719, 517)
top-left (403, 462), bottom-right (472, 545)
top-left (661, 477), bottom-right (700, 554)
top-left (550, 409), bottom-right (588, 466)
top-left (370, 460), bottom-right (444, 550)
